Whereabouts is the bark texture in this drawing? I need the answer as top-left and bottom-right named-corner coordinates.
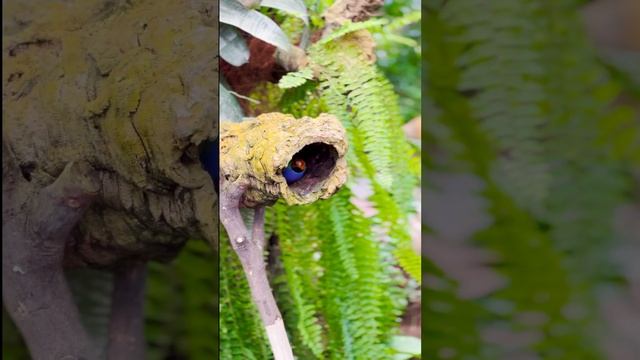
top-left (3, 0), bottom-right (219, 266)
top-left (220, 112), bottom-right (348, 208)
top-left (2, 159), bottom-right (101, 359)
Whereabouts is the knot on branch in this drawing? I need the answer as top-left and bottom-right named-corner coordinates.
top-left (220, 113), bottom-right (348, 208)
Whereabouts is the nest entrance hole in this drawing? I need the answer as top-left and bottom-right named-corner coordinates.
top-left (285, 142), bottom-right (338, 195)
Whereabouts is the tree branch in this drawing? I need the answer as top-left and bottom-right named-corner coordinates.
top-left (2, 161), bottom-right (100, 360)
top-left (219, 179), bottom-right (294, 360)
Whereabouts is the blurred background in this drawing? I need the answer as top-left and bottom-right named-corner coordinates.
top-left (422, 0), bottom-right (640, 358)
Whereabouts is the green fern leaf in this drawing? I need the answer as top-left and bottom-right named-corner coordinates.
top-left (278, 68), bottom-right (314, 89)
top-left (319, 19), bottom-right (388, 45)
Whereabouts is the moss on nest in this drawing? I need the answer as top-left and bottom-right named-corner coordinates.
top-left (220, 113), bottom-right (348, 208)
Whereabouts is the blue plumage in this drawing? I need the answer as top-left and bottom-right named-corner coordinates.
top-left (283, 162), bottom-right (305, 183)
top-left (201, 137), bottom-right (305, 188)
top-left (200, 138), bottom-right (219, 191)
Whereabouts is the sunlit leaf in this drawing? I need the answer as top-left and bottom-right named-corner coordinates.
top-left (220, 24), bottom-right (250, 66)
top-left (260, 0), bottom-right (310, 47)
top-left (220, 76), bottom-right (244, 122)
top-left (221, 0), bottom-right (293, 53)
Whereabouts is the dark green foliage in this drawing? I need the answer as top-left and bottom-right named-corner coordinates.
top-left (441, 0), bottom-right (552, 214)
top-left (271, 203), bottom-right (325, 357)
top-left (422, 259), bottom-right (485, 357)
top-left (376, 9), bottom-right (421, 123)
top-left (310, 25), bottom-right (420, 212)
top-left (145, 239), bottom-right (218, 360)
top-left (315, 190), bottom-right (401, 359)
top-left (219, 229), bottom-right (272, 360)
top-left (423, 0), bottom-right (639, 357)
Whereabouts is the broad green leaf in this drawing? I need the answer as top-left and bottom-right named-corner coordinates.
top-left (278, 67), bottom-right (313, 89)
top-left (220, 76), bottom-right (244, 122)
top-left (221, 0), bottom-right (293, 53)
top-left (220, 24), bottom-right (249, 66)
top-left (261, 0), bottom-right (308, 24)
top-left (390, 335), bottom-right (421, 356)
top-left (260, 0), bottom-right (310, 47)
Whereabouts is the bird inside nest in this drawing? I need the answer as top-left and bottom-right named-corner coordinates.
top-left (283, 158), bottom-right (306, 184)
top-left (199, 138), bottom-right (219, 192)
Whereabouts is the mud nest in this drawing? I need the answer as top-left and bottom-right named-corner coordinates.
top-left (219, 113), bottom-right (348, 208)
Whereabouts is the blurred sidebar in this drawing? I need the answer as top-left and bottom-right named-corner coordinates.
top-left (423, 0), bottom-right (640, 359)
top-left (3, 1), bottom-right (219, 359)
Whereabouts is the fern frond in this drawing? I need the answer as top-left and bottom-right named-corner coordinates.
top-left (318, 19), bottom-right (388, 45)
top-left (144, 239), bottom-right (218, 359)
top-left (219, 232), bottom-right (271, 360)
top-left (278, 67), bottom-right (314, 89)
top-left (311, 35), bottom-right (417, 191)
top-left (145, 260), bottom-right (183, 359)
top-left (393, 243), bottom-right (421, 283)
top-left (272, 203), bottom-right (325, 357)
top-left (423, 1), bottom-right (637, 357)
top-left (173, 239), bottom-right (218, 358)
top-left (316, 189), bottom-right (397, 359)
top-left (385, 11), bottom-right (421, 32)
top-left (442, 0), bottom-right (551, 214)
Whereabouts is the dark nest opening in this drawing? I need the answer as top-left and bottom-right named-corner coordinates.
top-left (284, 142), bottom-right (339, 195)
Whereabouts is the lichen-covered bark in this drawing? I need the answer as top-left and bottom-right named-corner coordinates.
top-left (219, 113), bottom-right (348, 208)
top-left (3, 0), bottom-right (219, 267)
top-left (323, 0), bottom-right (384, 28)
